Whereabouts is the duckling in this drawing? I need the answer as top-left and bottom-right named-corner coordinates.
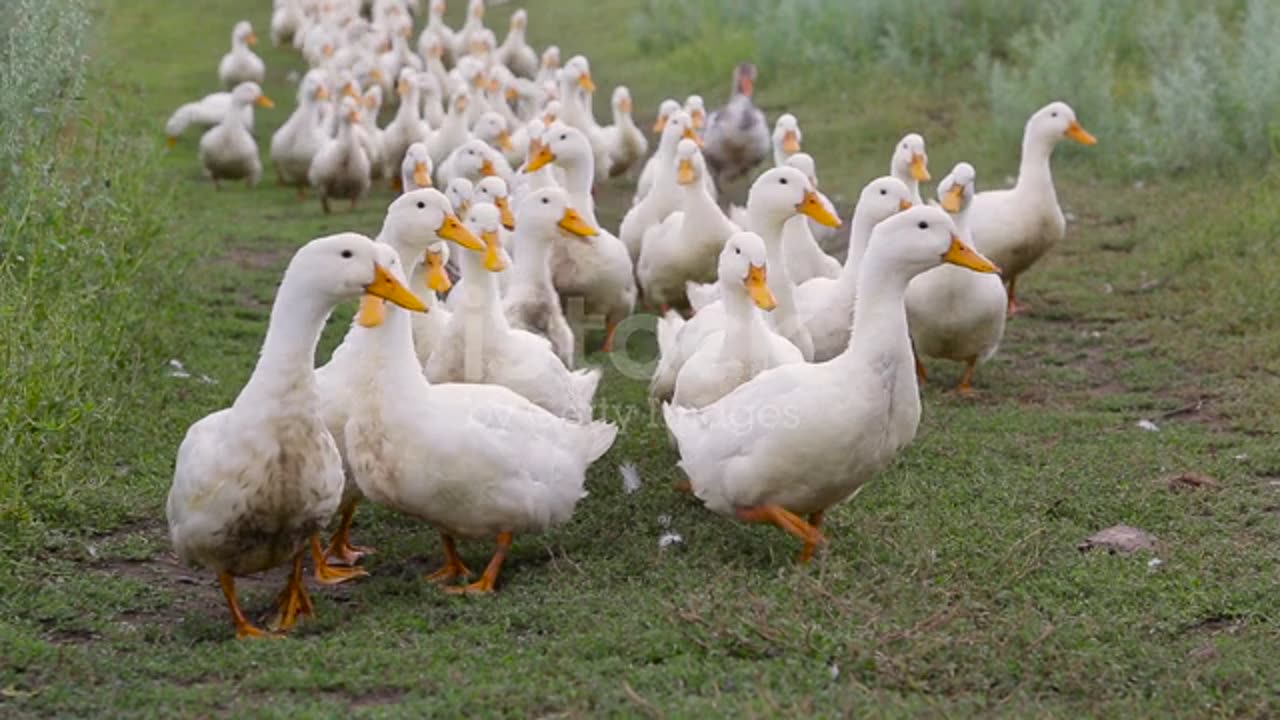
top-left (426, 203), bottom-right (603, 421)
top-left (905, 163), bottom-right (1007, 394)
top-left (309, 96), bottom-right (372, 213)
top-left (664, 207), bottom-right (999, 563)
top-left (968, 101), bottom-right (1097, 315)
top-left (219, 21), bottom-right (265, 89)
top-left (671, 232), bottom-right (802, 409)
top-left (771, 114), bottom-right (802, 167)
top-left (168, 233), bottom-right (424, 638)
top-left (199, 82), bottom-right (273, 189)
top-left (504, 187), bottom-right (597, 367)
top-left (271, 70), bottom-right (330, 199)
top-left (889, 133), bottom-right (930, 205)
top-left (497, 9), bottom-right (538, 78)
top-left (703, 62), bottom-right (769, 191)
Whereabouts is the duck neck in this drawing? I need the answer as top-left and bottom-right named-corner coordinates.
top-left (891, 167), bottom-right (920, 204)
top-left (359, 302), bottom-right (425, 396)
top-left (837, 254), bottom-right (912, 371)
top-left (1015, 131), bottom-right (1058, 201)
top-left (560, 156), bottom-right (597, 222)
top-left (225, 97), bottom-right (250, 126)
top-left (748, 207), bottom-right (798, 311)
top-left (719, 282), bottom-right (758, 355)
top-left (237, 280), bottom-right (331, 408)
top-left (396, 87), bottom-right (422, 123)
top-left (836, 209), bottom-right (879, 300)
top-left (512, 231), bottom-right (554, 288)
top-left (459, 251), bottom-right (508, 327)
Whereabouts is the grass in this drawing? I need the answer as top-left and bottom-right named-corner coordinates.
top-left (2, 0), bottom-right (1279, 716)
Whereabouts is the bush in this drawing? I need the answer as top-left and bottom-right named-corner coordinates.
top-left (0, 0), bottom-right (177, 543)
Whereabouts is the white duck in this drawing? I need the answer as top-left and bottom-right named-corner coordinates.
top-left (637, 139), bottom-right (738, 311)
top-left (344, 260), bottom-right (617, 595)
top-left (524, 124), bottom-right (636, 353)
top-left (889, 132), bottom-right (931, 205)
top-left (536, 45), bottom-right (561, 86)
top-left (663, 207), bottom-right (999, 562)
top-left (684, 95), bottom-right (707, 134)
top-left (271, 71), bottom-right (330, 199)
top-left (427, 91), bottom-right (473, 167)
top-left (437, 138), bottom-right (509, 188)
top-left (497, 9), bottom-right (538, 78)
top-left (359, 86), bottom-right (388, 181)
top-left (426, 203), bottom-right (603, 421)
top-left (634, 98), bottom-right (681, 202)
top-left (199, 82), bottom-right (273, 189)
top-left (417, 0), bottom-right (456, 67)
top-left (794, 177), bottom-right (914, 362)
top-left (650, 166), bottom-right (839, 402)
top-left (619, 110), bottom-right (700, 263)
top-left (167, 233), bottom-right (425, 638)
top-left (270, 0), bottom-right (303, 47)
top-left (504, 187), bottom-right (597, 368)
top-left (165, 92), bottom-right (254, 147)
top-left (671, 232), bottom-right (802, 410)
top-left (314, 195), bottom-right (481, 566)
top-left (595, 86), bottom-right (648, 179)
top-left (400, 142), bottom-right (434, 191)
top-left (703, 62), bottom-right (769, 191)
top-left (779, 154), bottom-right (842, 284)
top-left (219, 21), bottom-right (265, 89)
top-left (772, 114), bottom-right (802, 167)
top-left (969, 101), bottom-right (1097, 315)
top-left (383, 70), bottom-right (432, 189)
top-left (309, 96), bottom-right (372, 213)
top-left (452, 0), bottom-right (487, 61)
top-left (905, 163), bottom-right (1007, 394)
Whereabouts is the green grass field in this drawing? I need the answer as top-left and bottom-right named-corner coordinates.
top-left (3, 0), bottom-right (1280, 716)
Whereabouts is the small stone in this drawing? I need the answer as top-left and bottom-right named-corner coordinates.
top-left (1136, 419), bottom-right (1160, 432)
top-left (1078, 525), bottom-right (1158, 554)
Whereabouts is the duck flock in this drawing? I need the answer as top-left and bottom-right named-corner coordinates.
top-left (164, 0), bottom-right (1097, 639)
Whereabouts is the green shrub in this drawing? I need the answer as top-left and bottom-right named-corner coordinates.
top-left (0, 0), bottom-right (178, 545)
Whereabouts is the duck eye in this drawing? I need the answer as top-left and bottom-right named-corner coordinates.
top-left (734, 247), bottom-right (741, 255)
top-left (918, 221), bottom-right (928, 229)
top-left (902, 144), bottom-right (907, 150)
top-left (779, 177), bottom-right (788, 185)
top-left (541, 197), bottom-right (549, 204)
top-left (341, 249), bottom-right (353, 258)
top-left (879, 189), bottom-right (886, 195)
top-left (560, 134), bottom-right (567, 140)
top-left (1051, 111), bottom-right (1058, 117)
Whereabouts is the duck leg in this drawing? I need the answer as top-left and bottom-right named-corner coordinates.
top-left (954, 358), bottom-right (977, 397)
top-left (424, 533), bottom-right (474, 583)
top-left (914, 352), bottom-right (928, 383)
top-left (390, 177), bottom-right (403, 193)
top-left (321, 194), bottom-right (331, 214)
top-left (309, 534), bottom-right (368, 585)
top-left (269, 550), bottom-right (315, 632)
top-left (1006, 276), bottom-right (1031, 316)
top-left (325, 497), bottom-right (375, 566)
top-left (601, 319), bottom-right (620, 353)
top-left (736, 505), bottom-right (825, 555)
top-left (296, 183), bottom-right (307, 201)
top-left (445, 531), bottom-right (512, 594)
top-left (797, 510), bottom-right (825, 564)
top-left (218, 572), bottom-right (273, 639)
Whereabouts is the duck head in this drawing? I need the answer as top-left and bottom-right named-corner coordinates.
top-left (719, 231), bottom-right (776, 311)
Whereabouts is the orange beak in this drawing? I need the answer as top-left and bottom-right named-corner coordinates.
top-left (577, 73), bottom-right (596, 93)
top-left (524, 144), bottom-right (555, 172)
top-left (781, 130), bottom-right (800, 155)
top-left (479, 159), bottom-right (497, 177)
top-left (495, 196), bottom-right (515, 230)
top-left (744, 264), bottom-right (776, 311)
top-left (676, 158), bottom-right (696, 185)
top-left (796, 189), bottom-right (840, 228)
top-left (1065, 120), bottom-right (1097, 145)
top-left (942, 234), bottom-right (999, 274)
top-left (681, 127), bottom-right (702, 147)
top-left (909, 153), bottom-right (930, 182)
